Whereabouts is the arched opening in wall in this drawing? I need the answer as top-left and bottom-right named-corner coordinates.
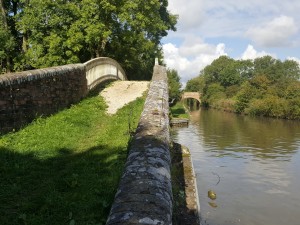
top-left (87, 76), bottom-right (119, 97)
top-left (183, 98), bottom-right (201, 111)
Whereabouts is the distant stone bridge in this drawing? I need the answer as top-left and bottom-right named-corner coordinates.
top-left (182, 92), bottom-right (201, 103)
top-left (0, 57), bottom-right (127, 133)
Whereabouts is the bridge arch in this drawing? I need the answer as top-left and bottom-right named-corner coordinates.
top-left (182, 92), bottom-right (201, 103)
top-left (84, 57), bottom-right (127, 91)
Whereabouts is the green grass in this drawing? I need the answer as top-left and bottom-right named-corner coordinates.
top-left (170, 102), bottom-right (189, 119)
top-left (0, 94), bottom-right (146, 225)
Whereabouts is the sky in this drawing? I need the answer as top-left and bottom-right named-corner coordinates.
top-left (162, 0), bottom-right (300, 85)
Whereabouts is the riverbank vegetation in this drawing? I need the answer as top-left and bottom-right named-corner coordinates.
top-left (167, 69), bottom-right (189, 118)
top-left (186, 56), bottom-right (300, 119)
top-left (0, 0), bottom-right (177, 80)
top-left (167, 69), bottom-right (182, 102)
top-left (0, 94), bottom-right (146, 225)
top-left (170, 102), bottom-right (189, 119)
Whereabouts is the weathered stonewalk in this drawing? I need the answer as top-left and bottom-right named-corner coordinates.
top-left (106, 64), bottom-right (172, 224)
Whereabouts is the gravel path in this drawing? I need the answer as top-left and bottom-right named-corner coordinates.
top-left (100, 81), bottom-right (150, 114)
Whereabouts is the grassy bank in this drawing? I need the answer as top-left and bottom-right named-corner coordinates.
top-left (0, 94), bottom-right (146, 225)
top-left (170, 101), bottom-right (189, 119)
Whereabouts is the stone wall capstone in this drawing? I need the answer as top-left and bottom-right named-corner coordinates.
top-left (106, 64), bottom-right (172, 225)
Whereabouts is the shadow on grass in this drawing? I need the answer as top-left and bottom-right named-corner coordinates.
top-left (171, 108), bottom-right (187, 118)
top-left (171, 108), bottom-right (186, 116)
top-left (0, 144), bottom-right (127, 225)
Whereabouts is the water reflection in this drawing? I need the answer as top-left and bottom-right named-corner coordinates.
top-left (198, 108), bottom-right (300, 161)
top-left (172, 108), bottom-right (300, 225)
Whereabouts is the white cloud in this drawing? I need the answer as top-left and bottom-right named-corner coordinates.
top-left (163, 41), bottom-right (227, 83)
top-left (241, 45), bottom-right (273, 60)
top-left (168, 0), bottom-right (300, 38)
top-left (163, 1), bottom-right (300, 82)
top-left (168, 0), bottom-right (205, 30)
top-left (287, 56), bottom-right (300, 65)
top-left (179, 36), bottom-right (218, 57)
top-left (246, 15), bottom-right (298, 47)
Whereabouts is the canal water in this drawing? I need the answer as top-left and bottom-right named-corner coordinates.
top-left (171, 109), bottom-right (300, 225)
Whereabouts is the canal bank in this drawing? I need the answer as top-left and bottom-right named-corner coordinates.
top-left (169, 102), bottom-right (200, 224)
top-left (171, 142), bottom-right (200, 224)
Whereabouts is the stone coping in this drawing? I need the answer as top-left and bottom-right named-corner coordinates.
top-left (0, 64), bottom-right (84, 86)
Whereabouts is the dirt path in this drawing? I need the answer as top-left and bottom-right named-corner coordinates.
top-left (100, 81), bottom-right (150, 114)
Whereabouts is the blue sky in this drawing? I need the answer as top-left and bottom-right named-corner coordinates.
top-left (162, 0), bottom-right (300, 84)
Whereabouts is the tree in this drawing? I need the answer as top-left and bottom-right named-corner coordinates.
top-left (203, 56), bottom-right (242, 87)
top-left (282, 59), bottom-right (300, 80)
top-left (185, 76), bottom-right (205, 92)
top-left (1, 0), bottom-right (178, 80)
top-left (0, 0), bottom-right (18, 72)
top-left (167, 69), bottom-right (182, 102)
top-left (188, 55), bottom-right (300, 119)
top-left (202, 82), bottom-right (225, 107)
top-left (108, 0), bottom-right (177, 80)
top-left (253, 56), bottom-right (281, 82)
top-left (0, 18), bottom-right (15, 73)
top-left (235, 59), bottom-right (254, 80)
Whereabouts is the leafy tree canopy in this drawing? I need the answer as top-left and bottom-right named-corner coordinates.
top-left (167, 69), bottom-right (182, 102)
top-left (185, 76), bottom-right (205, 92)
top-left (185, 55), bottom-right (300, 119)
top-left (0, 0), bottom-right (177, 80)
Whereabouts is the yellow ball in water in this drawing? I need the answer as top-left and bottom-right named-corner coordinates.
top-left (208, 190), bottom-right (217, 200)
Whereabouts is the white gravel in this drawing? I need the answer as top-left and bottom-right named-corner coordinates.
top-left (100, 81), bottom-right (150, 114)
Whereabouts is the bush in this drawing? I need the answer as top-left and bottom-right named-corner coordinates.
top-left (287, 98), bottom-right (300, 119)
top-left (245, 95), bottom-right (289, 118)
top-left (203, 83), bottom-right (226, 106)
top-left (234, 82), bottom-right (256, 113)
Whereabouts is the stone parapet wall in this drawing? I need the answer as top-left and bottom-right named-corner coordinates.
top-left (0, 64), bottom-right (87, 133)
top-left (0, 57), bottom-right (127, 134)
top-left (106, 64), bottom-right (172, 225)
top-left (84, 57), bottom-right (127, 90)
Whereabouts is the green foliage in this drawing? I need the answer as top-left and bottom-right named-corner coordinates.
top-left (245, 95), bottom-right (289, 118)
top-left (0, 24), bottom-right (15, 72)
top-left (185, 55), bottom-right (300, 119)
top-left (0, 3), bottom-right (16, 73)
top-left (185, 76), bottom-right (205, 92)
top-left (202, 83), bottom-right (226, 107)
top-left (203, 56), bottom-right (243, 87)
top-left (1, 0), bottom-right (177, 79)
top-left (170, 102), bottom-right (189, 119)
top-left (0, 93), bottom-right (146, 224)
top-left (167, 69), bottom-right (182, 101)
top-left (253, 56), bottom-right (300, 82)
top-left (234, 81), bottom-right (256, 113)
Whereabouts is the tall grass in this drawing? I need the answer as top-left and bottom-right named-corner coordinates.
top-left (0, 94), bottom-right (145, 225)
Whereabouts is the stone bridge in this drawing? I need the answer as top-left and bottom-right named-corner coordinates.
top-left (0, 57), bottom-right (127, 133)
top-left (85, 57), bottom-right (127, 90)
top-left (182, 92), bottom-right (201, 103)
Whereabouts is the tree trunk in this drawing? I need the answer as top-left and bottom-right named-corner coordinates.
top-left (0, 0), bottom-right (8, 29)
top-left (22, 0), bottom-right (30, 53)
top-left (0, 0), bottom-right (11, 72)
top-left (22, 35), bottom-right (28, 52)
